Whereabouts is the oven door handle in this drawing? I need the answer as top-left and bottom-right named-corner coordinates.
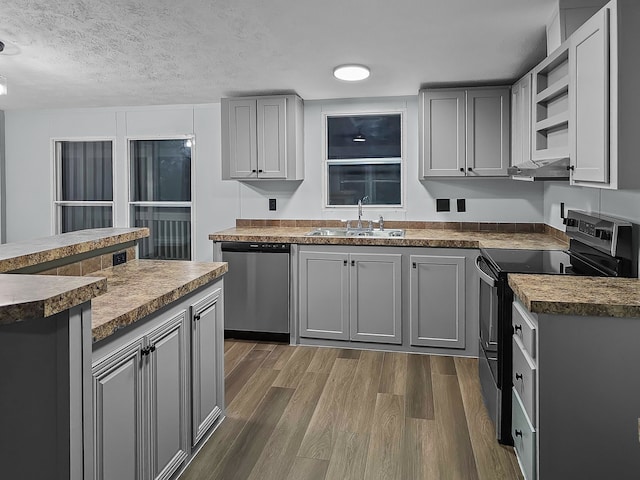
top-left (475, 256), bottom-right (497, 287)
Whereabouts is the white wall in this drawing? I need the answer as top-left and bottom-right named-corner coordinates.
top-left (4, 104), bottom-right (238, 261)
top-left (237, 96), bottom-right (545, 222)
top-left (544, 183), bottom-right (640, 228)
top-left (4, 96), bottom-right (548, 261)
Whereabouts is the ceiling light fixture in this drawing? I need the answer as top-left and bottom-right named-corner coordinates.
top-left (333, 64), bottom-right (370, 82)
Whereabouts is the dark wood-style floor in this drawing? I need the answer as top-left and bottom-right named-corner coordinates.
top-left (181, 341), bottom-right (523, 480)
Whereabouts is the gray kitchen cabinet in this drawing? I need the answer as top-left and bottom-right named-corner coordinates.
top-left (511, 72), bottom-right (533, 167)
top-left (568, 5), bottom-right (609, 184)
top-left (93, 311), bottom-right (189, 480)
top-left (299, 251), bottom-right (350, 340)
top-left (190, 288), bottom-right (224, 446)
top-left (564, 0), bottom-right (640, 189)
top-left (299, 250), bottom-right (402, 344)
top-left (93, 338), bottom-right (145, 480)
top-left (419, 87), bottom-right (510, 178)
top-left (221, 95), bottom-right (304, 180)
top-left (349, 253), bottom-right (402, 344)
top-left (409, 254), bottom-right (466, 349)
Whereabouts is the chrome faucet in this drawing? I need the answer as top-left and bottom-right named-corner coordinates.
top-left (378, 215), bottom-right (384, 231)
top-left (357, 196), bottom-right (369, 229)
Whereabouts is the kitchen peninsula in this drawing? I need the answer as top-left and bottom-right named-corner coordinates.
top-left (0, 228), bottom-right (227, 480)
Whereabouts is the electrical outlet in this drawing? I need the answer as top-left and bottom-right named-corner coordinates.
top-left (269, 198), bottom-right (277, 211)
top-left (436, 199), bottom-right (450, 212)
top-left (113, 251), bottom-right (127, 266)
top-left (457, 199), bottom-right (466, 212)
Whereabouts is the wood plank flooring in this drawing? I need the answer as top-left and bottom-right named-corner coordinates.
top-left (181, 341), bottom-right (523, 480)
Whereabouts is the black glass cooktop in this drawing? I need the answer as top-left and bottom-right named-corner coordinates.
top-left (481, 248), bottom-right (575, 275)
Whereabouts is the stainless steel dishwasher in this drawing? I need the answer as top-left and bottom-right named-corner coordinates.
top-left (221, 242), bottom-right (290, 342)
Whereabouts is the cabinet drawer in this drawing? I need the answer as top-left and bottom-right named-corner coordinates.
top-left (513, 335), bottom-right (537, 423)
top-left (512, 300), bottom-right (537, 358)
top-left (512, 388), bottom-right (536, 480)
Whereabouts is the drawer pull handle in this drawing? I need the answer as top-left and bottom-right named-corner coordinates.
top-left (515, 373), bottom-right (523, 381)
top-left (515, 429), bottom-right (523, 438)
top-left (514, 325), bottom-right (522, 333)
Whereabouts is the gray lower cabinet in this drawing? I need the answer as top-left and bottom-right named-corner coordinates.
top-left (299, 250), bottom-right (402, 344)
top-left (409, 254), bottom-right (466, 349)
top-left (190, 288), bottom-right (224, 446)
top-left (93, 311), bottom-right (189, 480)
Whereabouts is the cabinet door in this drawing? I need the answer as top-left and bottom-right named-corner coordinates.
top-left (257, 97), bottom-right (287, 178)
top-left (466, 88), bottom-right (511, 176)
top-left (569, 8), bottom-right (609, 184)
top-left (299, 251), bottom-right (350, 340)
top-left (227, 98), bottom-right (258, 178)
top-left (93, 339), bottom-right (145, 480)
top-left (410, 255), bottom-right (466, 349)
top-left (420, 89), bottom-right (466, 177)
top-left (511, 74), bottom-right (532, 166)
top-left (191, 289), bottom-right (223, 446)
top-left (147, 312), bottom-right (189, 480)
top-left (349, 253), bottom-right (402, 344)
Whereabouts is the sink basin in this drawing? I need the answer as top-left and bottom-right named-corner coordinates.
top-left (305, 228), bottom-right (405, 238)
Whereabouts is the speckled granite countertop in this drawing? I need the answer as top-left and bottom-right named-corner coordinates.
top-left (509, 274), bottom-right (640, 318)
top-left (0, 274), bottom-right (107, 325)
top-left (0, 228), bottom-right (150, 273)
top-left (209, 227), bottom-right (569, 250)
top-left (91, 260), bottom-right (227, 342)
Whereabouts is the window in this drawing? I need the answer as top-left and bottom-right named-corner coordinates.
top-left (326, 113), bottom-right (403, 206)
top-left (54, 140), bottom-right (114, 233)
top-left (129, 138), bottom-right (193, 260)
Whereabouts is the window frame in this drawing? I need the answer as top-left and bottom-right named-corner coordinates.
top-left (322, 108), bottom-right (407, 210)
top-left (51, 137), bottom-right (116, 234)
top-left (126, 135), bottom-right (195, 259)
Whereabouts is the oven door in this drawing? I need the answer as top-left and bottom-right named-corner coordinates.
top-left (476, 256), bottom-right (499, 360)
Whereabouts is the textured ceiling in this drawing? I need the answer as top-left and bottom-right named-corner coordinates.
top-left (0, 0), bottom-right (556, 110)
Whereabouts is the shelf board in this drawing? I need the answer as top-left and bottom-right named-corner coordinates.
top-left (533, 147), bottom-right (569, 162)
top-left (536, 77), bottom-right (569, 104)
top-left (535, 112), bottom-right (569, 132)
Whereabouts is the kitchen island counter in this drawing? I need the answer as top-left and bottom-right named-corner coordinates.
top-left (508, 273), bottom-right (640, 317)
top-left (91, 259), bottom-right (228, 342)
top-left (0, 227), bottom-right (149, 273)
top-left (0, 273), bottom-right (107, 325)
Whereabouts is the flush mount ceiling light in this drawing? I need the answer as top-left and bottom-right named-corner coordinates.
top-left (333, 64), bottom-right (370, 82)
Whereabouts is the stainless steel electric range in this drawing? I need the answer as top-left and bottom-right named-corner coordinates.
top-left (476, 210), bottom-right (635, 445)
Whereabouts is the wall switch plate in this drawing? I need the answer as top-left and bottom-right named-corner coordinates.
top-left (269, 198), bottom-right (277, 211)
top-left (436, 199), bottom-right (450, 212)
top-left (113, 251), bottom-right (127, 266)
top-left (457, 199), bottom-right (466, 212)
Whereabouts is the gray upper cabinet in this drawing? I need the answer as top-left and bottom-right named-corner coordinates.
top-left (222, 95), bottom-right (304, 180)
top-left (409, 254), bottom-right (466, 349)
top-left (190, 288), bottom-right (224, 446)
top-left (92, 311), bottom-right (189, 480)
top-left (511, 72), bottom-right (533, 167)
top-left (419, 87), bottom-right (510, 178)
top-left (419, 89), bottom-right (466, 177)
top-left (569, 6), bottom-right (609, 185)
top-left (299, 250), bottom-right (402, 344)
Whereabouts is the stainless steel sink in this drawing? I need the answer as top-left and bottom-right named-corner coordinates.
top-left (305, 228), bottom-right (405, 238)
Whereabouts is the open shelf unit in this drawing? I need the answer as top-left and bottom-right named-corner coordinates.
top-left (532, 45), bottom-right (570, 161)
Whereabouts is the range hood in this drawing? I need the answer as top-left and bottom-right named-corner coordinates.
top-left (508, 157), bottom-right (570, 181)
